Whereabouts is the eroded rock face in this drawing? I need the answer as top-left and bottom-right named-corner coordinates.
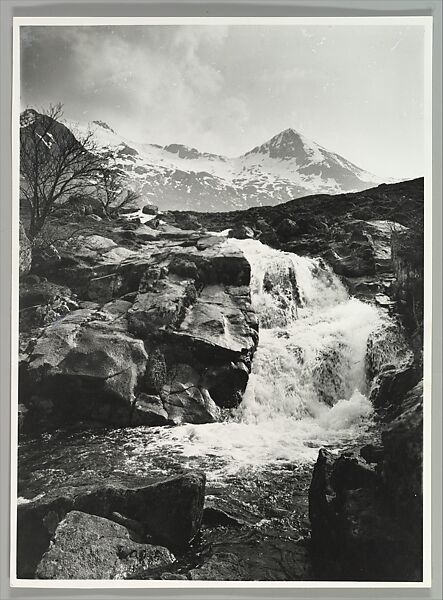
top-left (20, 306), bottom-right (148, 430)
top-left (309, 380), bottom-right (424, 582)
top-left (19, 278), bottom-right (78, 330)
top-left (381, 381), bottom-right (423, 535)
top-left (320, 219), bottom-right (406, 280)
top-left (128, 277), bottom-right (198, 337)
top-left (35, 511), bottom-right (175, 580)
top-left (17, 472), bottom-right (205, 578)
top-left (19, 232), bottom-right (258, 430)
top-left (369, 360), bottom-right (420, 413)
top-left (172, 285), bottom-right (258, 362)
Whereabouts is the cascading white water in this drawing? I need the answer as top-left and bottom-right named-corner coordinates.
top-left (231, 239), bottom-right (381, 427)
top-left (126, 238), bottom-right (391, 476)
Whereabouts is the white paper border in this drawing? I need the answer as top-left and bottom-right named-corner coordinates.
top-left (9, 14), bottom-right (434, 589)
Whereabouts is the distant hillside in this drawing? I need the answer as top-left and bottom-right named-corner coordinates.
top-left (166, 178), bottom-right (424, 252)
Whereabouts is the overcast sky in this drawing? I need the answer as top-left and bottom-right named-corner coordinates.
top-left (20, 24), bottom-right (426, 179)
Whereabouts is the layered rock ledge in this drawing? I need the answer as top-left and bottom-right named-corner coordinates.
top-left (19, 227), bottom-right (258, 431)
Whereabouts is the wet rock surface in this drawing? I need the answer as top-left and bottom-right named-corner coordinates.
top-left (188, 552), bottom-right (249, 580)
top-left (20, 307), bottom-right (148, 430)
top-left (35, 511), bottom-right (175, 580)
top-left (309, 379), bottom-right (423, 582)
top-left (19, 224), bottom-right (258, 431)
top-left (17, 472), bottom-right (205, 578)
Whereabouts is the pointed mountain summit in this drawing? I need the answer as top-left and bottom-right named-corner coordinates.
top-left (20, 109), bottom-right (391, 212)
top-left (245, 127), bottom-right (311, 160)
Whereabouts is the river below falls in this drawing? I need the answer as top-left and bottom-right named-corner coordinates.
top-left (18, 415), bottom-right (379, 580)
top-left (17, 238), bottom-right (392, 580)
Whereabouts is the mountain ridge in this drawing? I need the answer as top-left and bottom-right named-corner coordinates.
top-left (20, 110), bottom-right (394, 212)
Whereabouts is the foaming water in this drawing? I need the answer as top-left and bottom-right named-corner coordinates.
top-left (122, 238), bottom-right (386, 478)
top-left (18, 239), bottom-right (390, 495)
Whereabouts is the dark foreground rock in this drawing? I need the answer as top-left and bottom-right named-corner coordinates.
top-left (17, 472), bottom-right (205, 578)
top-left (381, 381), bottom-right (423, 539)
top-left (36, 511), bottom-right (175, 580)
top-left (309, 380), bottom-right (423, 582)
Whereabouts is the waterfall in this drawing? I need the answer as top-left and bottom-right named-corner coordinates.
top-left (229, 239), bottom-right (382, 429)
top-left (136, 238), bottom-right (396, 473)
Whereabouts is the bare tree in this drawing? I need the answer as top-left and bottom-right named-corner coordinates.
top-left (95, 159), bottom-right (140, 218)
top-left (20, 103), bottom-right (105, 239)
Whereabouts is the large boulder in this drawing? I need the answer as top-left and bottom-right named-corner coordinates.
top-left (133, 363), bottom-right (221, 426)
top-left (142, 204), bottom-right (159, 215)
top-left (35, 511), bottom-right (175, 580)
top-left (128, 244), bottom-right (257, 412)
top-left (228, 225), bottom-right (255, 240)
top-left (17, 472), bottom-right (205, 578)
top-left (309, 448), bottom-right (417, 581)
top-left (276, 218), bottom-right (299, 242)
top-left (19, 307), bottom-right (148, 430)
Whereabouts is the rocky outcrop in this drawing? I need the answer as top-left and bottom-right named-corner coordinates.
top-left (17, 472), bottom-right (205, 578)
top-left (309, 380), bottom-right (423, 582)
top-left (36, 511), bottom-right (175, 580)
top-left (19, 277), bottom-right (78, 330)
top-left (19, 304), bottom-right (148, 430)
top-left (19, 222), bottom-right (32, 276)
top-left (391, 227), bottom-right (424, 366)
top-left (142, 204), bottom-right (159, 215)
top-left (19, 228), bottom-right (258, 430)
top-left (228, 225), bottom-right (255, 240)
top-left (369, 360), bottom-right (420, 414)
top-left (276, 218), bottom-right (299, 243)
top-left (381, 381), bottom-right (423, 541)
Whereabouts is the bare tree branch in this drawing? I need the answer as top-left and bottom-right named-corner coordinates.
top-left (20, 104), bottom-right (106, 239)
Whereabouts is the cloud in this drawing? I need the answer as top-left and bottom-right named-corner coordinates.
top-left (20, 24), bottom-right (425, 177)
top-left (20, 25), bottom-right (248, 152)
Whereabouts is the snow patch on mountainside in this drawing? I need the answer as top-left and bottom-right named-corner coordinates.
top-left (59, 119), bottom-right (392, 211)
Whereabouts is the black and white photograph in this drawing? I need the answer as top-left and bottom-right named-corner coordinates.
top-left (11, 17), bottom-right (432, 587)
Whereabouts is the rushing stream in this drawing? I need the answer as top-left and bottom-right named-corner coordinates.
top-left (18, 237), bottom-right (392, 580)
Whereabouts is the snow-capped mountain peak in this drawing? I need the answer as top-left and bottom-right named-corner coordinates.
top-left (246, 127), bottom-right (309, 159)
top-left (246, 127), bottom-right (332, 165)
top-left (20, 110), bottom-right (392, 212)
